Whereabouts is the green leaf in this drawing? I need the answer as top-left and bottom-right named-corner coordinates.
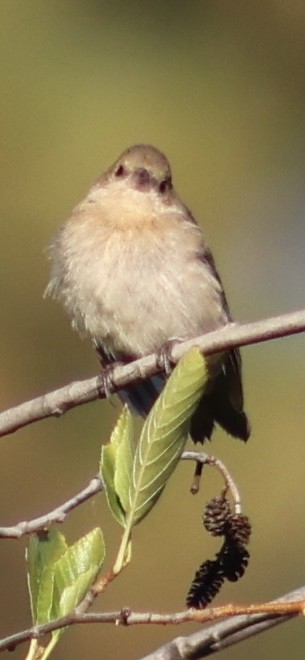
top-left (58, 569), bottom-right (98, 616)
top-left (100, 406), bottom-right (135, 525)
top-left (26, 526), bottom-right (105, 647)
top-left (114, 408), bottom-right (135, 512)
top-left (126, 348), bottom-right (208, 526)
top-left (54, 527), bottom-right (105, 616)
top-left (26, 528), bottom-right (67, 625)
top-left (100, 443), bottom-right (125, 525)
top-left (53, 527), bottom-right (105, 617)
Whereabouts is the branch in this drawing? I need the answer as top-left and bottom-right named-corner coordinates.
top-left (141, 587), bottom-right (305, 659)
top-left (183, 451), bottom-right (242, 509)
top-left (0, 308), bottom-right (304, 439)
top-left (0, 588), bottom-right (304, 655)
top-left (0, 452), bottom-right (238, 538)
top-left (0, 476), bottom-right (103, 538)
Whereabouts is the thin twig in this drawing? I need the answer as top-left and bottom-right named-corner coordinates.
top-left (140, 587), bottom-right (305, 659)
top-left (0, 308), bottom-right (304, 439)
top-left (0, 452), bottom-right (237, 539)
top-left (0, 476), bottom-right (103, 539)
top-left (182, 451), bottom-right (242, 513)
top-left (0, 589), bottom-right (304, 654)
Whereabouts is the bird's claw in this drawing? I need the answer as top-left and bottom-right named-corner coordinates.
top-left (157, 338), bottom-right (180, 376)
top-left (98, 362), bottom-right (123, 399)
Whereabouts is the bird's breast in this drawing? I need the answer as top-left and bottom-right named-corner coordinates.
top-left (49, 201), bottom-right (227, 357)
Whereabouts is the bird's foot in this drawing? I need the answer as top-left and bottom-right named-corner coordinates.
top-left (157, 338), bottom-right (181, 376)
top-left (97, 361), bottom-right (124, 399)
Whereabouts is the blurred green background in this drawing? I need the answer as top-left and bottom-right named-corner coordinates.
top-left (1, 1), bottom-right (305, 658)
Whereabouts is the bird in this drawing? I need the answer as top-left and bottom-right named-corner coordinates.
top-left (45, 144), bottom-right (250, 443)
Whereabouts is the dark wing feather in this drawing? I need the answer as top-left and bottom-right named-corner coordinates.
top-left (190, 247), bottom-right (250, 442)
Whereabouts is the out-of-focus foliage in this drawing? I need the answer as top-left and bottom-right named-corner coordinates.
top-left (1, 2), bottom-right (305, 658)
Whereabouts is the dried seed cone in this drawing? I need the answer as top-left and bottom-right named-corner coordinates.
top-left (226, 513), bottom-right (252, 545)
top-left (203, 496), bottom-right (232, 536)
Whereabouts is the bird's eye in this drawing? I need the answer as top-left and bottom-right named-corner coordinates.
top-left (159, 177), bottom-right (171, 193)
top-left (115, 165), bottom-right (125, 177)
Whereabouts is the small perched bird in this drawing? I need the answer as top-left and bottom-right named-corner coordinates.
top-left (45, 144), bottom-right (250, 443)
